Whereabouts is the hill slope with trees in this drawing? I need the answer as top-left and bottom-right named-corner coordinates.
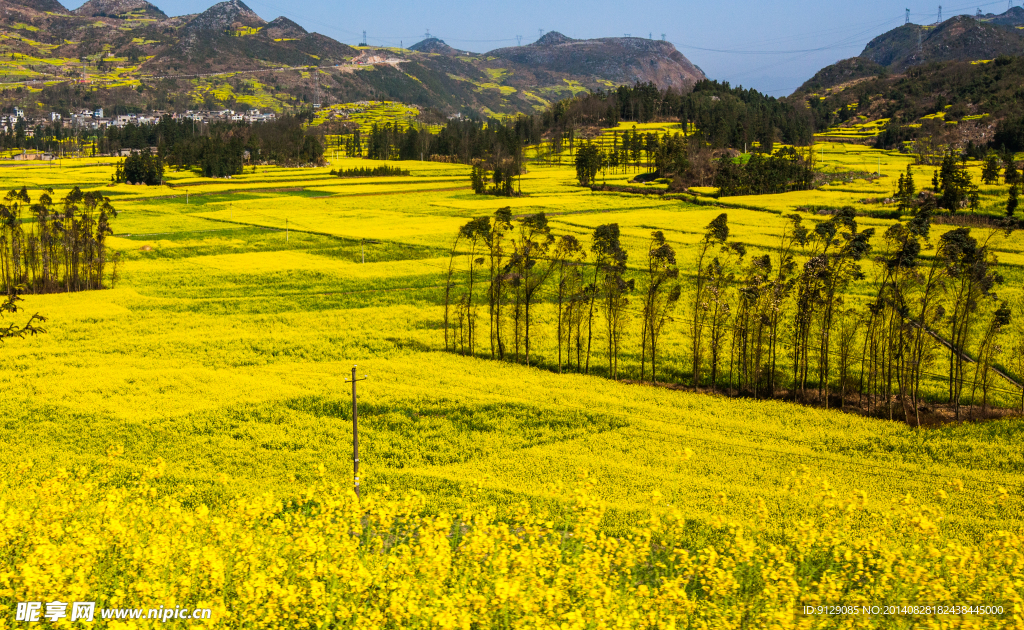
top-left (0, 1), bottom-right (704, 116)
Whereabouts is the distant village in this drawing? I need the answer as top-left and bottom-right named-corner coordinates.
top-left (1, 107), bottom-right (278, 136)
top-left (0, 107), bottom-right (280, 159)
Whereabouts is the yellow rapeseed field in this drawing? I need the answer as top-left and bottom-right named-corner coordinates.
top-left (0, 459), bottom-right (1021, 629)
top-left (0, 151), bottom-right (1022, 627)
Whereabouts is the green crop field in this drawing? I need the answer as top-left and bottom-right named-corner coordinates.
top-left (1, 147), bottom-right (1023, 627)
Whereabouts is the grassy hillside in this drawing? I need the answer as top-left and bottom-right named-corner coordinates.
top-left (0, 1), bottom-right (702, 116)
top-left (791, 53), bottom-right (1024, 150)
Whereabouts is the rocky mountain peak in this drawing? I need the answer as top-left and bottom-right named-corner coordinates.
top-left (534, 31), bottom-right (575, 46)
top-left (409, 37), bottom-right (458, 54)
top-left (73, 0), bottom-right (166, 18)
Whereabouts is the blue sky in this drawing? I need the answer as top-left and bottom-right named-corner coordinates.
top-left (81, 0), bottom-right (1022, 96)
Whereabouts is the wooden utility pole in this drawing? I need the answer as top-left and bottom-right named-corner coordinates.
top-left (345, 365), bottom-right (368, 497)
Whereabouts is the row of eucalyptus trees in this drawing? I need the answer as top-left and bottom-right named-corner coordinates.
top-left (0, 186), bottom-right (118, 295)
top-left (444, 204), bottom-right (1021, 424)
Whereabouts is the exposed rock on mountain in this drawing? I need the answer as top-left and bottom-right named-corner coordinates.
top-left (73, 0), bottom-right (166, 19)
top-left (7, 0), bottom-right (66, 12)
top-left (408, 37), bottom-right (460, 55)
top-left (985, 5), bottom-right (1024, 27)
top-left (861, 16), bottom-right (1024, 72)
top-left (264, 16), bottom-right (306, 39)
top-left (487, 31), bottom-right (704, 90)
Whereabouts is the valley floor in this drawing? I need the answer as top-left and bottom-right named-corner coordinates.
top-left (0, 153), bottom-right (1020, 535)
top-left (0, 151), bottom-right (1022, 626)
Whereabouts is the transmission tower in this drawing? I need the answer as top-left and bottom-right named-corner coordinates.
top-left (360, 30), bottom-right (366, 46)
top-left (625, 33), bottom-right (631, 37)
top-left (977, 7), bottom-right (981, 16)
top-left (938, 5), bottom-right (942, 23)
top-left (538, 28), bottom-right (543, 41)
top-left (906, 8), bottom-right (910, 24)
top-left (649, 32), bottom-right (652, 39)
top-left (516, 35), bottom-right (522, 46)
top-left (661, 33), bottom-right (666, 40)
top-left (425, 29), bottom-right (430, 39)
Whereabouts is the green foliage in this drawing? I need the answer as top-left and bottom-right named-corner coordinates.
top-left (713, 147), bottom-right (813, 196)
top-left (469, 159), bottom-right (518, 197)
top-left (356, 117), bottom-right (532, 164)
top-left (936, 153), bottom-right (979, 213)
top-left (470, 163), bottom-right (486, 194)
top-left (1, 186), bottom-right (116, 294)
top-left (982, 154), bottom-right (1002, 185)
top-left (114, 149), bottom-right (163, 186)
top-left (874, 120), bottom-right (916, 150)
top-left (574, 143), bottom-right (602, 186)
top-left (1004, 153), bottom-right (1020, 185)
top-left (895, 164), bottom-right (917, 215)
top-left (994, 114), bottom-right (1024, 153)
top-left (0, 289), bottom-right (45, 342)
top-left (161, 116), bottom-right (324, 174)
top-left (544, 80), bottom-right (813, 148)
top-left (329, 165), bottom-right (410, 178)
top-left (809, 56), bottom-right (1024, 140)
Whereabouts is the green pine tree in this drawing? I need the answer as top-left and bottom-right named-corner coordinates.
top-left (1004, 154), bottom-right (1019, 185)
top-left (982, 154), bottom-right (1001, 185)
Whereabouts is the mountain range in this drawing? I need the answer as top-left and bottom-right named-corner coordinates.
top-left (795, 7), bottom-right (1024, 95)
top-left (0, 0), bottom-right (704, 115)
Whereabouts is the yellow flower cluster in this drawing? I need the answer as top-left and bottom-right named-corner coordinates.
top-left (0, 462), bottom-right (1021, 629)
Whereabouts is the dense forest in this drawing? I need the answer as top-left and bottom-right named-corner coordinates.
top-left (345, 117), bottom-right (539, 165)
top-left (539, 81), bottom-right (816, 148)
top-left (324, 81), bottom-right (821, 197)
top-left (329, 80), bottom-right (815, 169)
top-left (102, 115), bottom-right (325, 175)
top-left (0, 113), bottom-right (327, 176)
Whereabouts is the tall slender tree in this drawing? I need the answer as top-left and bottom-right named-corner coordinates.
top-left (691, 214), bottom-right (730, 388)
top-left (639, 231), bottom-right (680, 383)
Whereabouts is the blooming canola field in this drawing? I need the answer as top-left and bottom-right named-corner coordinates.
top-left (0, 152), bottom-right (1023, 627)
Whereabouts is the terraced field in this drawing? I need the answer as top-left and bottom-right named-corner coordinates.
top-left (1, 149), bottom-right (1022, 626)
